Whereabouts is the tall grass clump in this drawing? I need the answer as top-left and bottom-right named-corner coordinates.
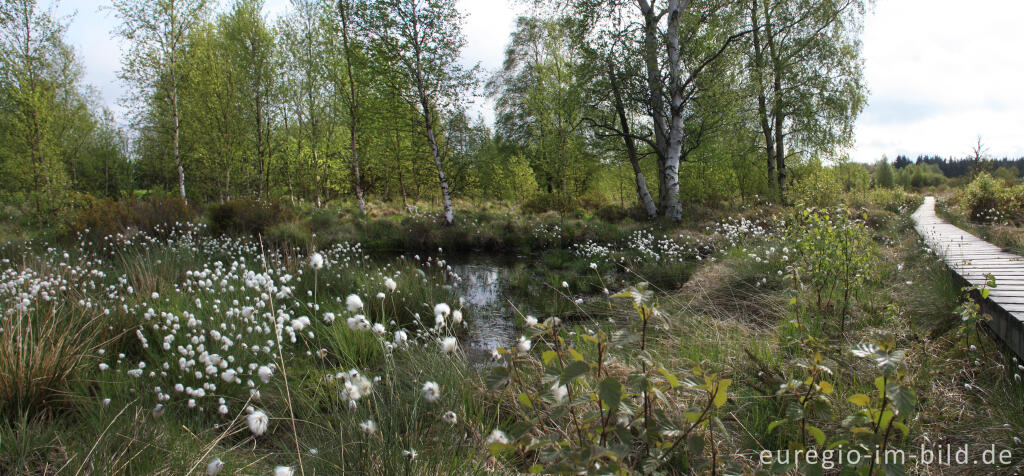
top-left (1, 290), bottom-right (103, 418)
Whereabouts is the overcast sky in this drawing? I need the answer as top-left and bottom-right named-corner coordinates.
top-left (44, 0), bottom-right (1024, 163)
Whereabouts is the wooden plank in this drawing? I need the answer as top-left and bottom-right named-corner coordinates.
top-left (913, 196), bottom-right (1024, 359)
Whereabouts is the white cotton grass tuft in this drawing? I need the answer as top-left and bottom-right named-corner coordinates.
top-left (433, 303), bottom-right (451, 319)
top-left (258, 365), bottom-right (274, 383)
top-left (359, 419), bottom-right (377, 435)
top-left (402, 448), bottom-right (418, 460)
top-left (393, 329), bottom-right (408, 346)
top-left (247, 410), bottom-right (269, 436)
top-left (516, 335), bottom-right (531, 354)
top-left (524, 315), bottom-right (537, 327)
top-left (385, 277), bottom-right (397, 291)
top-left (485, 428), bottom-right (510, 446)
top-left (347, 315), bottom-right (370, 331)
top-left (309, 252), bottom-right (324, 270)
top-left (551, 383), bottom-right (569, 403)
top-left (421, 381), bottom-right (441, 402)
top-left (206, 458), bottom-right (225, 475)
top-left (451, 309), bottom-right (462, 325)
top-left (152, 404), bottom-right (165, 418)
top-left (443, 410), bottom-right (457, 425)
top-left (346, 294), bottom-right (364, 312)
top-left (274, 466), bottom-right (294, 476)
top-left (440, 336), bottom-right (458, 354)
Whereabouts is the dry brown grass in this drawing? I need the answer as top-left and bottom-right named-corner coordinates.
top-left (0, 303), bottom-right (103, 418)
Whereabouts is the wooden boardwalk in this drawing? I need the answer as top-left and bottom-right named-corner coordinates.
top-left (913, 196), bottom-right (1024, 357)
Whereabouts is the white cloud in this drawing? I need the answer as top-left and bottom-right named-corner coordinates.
top-left (853, 0), bottom-right (1024, 162)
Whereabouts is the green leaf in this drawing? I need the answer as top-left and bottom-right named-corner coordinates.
top-left (893, 421), bottom-right (910, 439)
top-left (767, 419), bottom-right (787, 434)
top-left (801, 462), bottom-right (824, 476)
top-left (598, 377), bottom-right (622, 411)
top-left (683, 412), bottom-right (703, 423)
top-left (806, 425), bottom-right (826, 447)
top-left (848, 393), bottom-right (871, 407)
top-left (517, 393), bottom-right (533, 408)
top-left (658, 367), bottom-right (680, 388)
top-left (713, 379), bottom-right (731, 408)
top-left (541, 350), bottom-right (558, 366)
top-left (888, 385), bottom-right (916, 416)
top-left (559, 360), bottom-right (590, 385)
top-left (487, 442), bottom-right (511, 457)
top-left (528, 464), bottom-right (544, 473)
top-left (568, 348), bottom-right (584, 362)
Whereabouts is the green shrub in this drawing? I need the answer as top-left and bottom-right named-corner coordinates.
top-left (790, 167), bottom-right (842, 208)
top-left (957, 172), bottom-right (1024, 223)
top-left (206, 199), bottom-right (290, 236)
top-left (309, 208), bottom-right (341, 233)
top-left (266, 220), bottom-right (311, 250)
top-left (522, 193), bottom-right (581, 214)
top-left (594, 204), bottom-right (632, 222)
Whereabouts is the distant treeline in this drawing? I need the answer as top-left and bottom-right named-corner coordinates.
top-left (893, 155), bottom-right (1024, 179)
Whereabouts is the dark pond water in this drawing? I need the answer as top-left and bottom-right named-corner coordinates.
top-left (447, 256), bottom-right (521, 363)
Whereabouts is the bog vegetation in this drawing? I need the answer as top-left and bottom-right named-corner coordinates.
top-left (2, 0), bottom-right (1024, 475)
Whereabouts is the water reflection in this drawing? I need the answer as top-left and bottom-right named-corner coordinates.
top-left (448, 259), bottom-right (517, 364)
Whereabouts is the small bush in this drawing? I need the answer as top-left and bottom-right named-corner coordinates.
top-left (206, 199), bottom-right (290, 236)
top-left (522, 193), bottom-right (581, 214)
top-left (790, 167), bottom-right (841, 208)
top-left (957, 172), bottom-right (1024, 223)
top-left (266, 220), bottom-right (311, 250)
top-left (67, 195), bottom-right (194, 240)
top-left (594, 204), bottom-right (631, 222)
top-left (309, 208), bottom-right (341, 233)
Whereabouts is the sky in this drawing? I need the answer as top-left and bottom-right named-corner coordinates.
top-left (42, 0), bottom-right (1024, 163)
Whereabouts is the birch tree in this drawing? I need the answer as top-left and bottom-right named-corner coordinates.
top-left (747, 0), bottom-right (866, 199)
top-left (221, 0), bottom-right (278, 200)
top-left (562, 0), bottom-right (749, 221)
top-left (0, 0), bottom-right (81, 220)
top-left (333, 0), bottom-right (368, 213)
top-left (112, 0), bottom-right (213, 204)
top-left (367, 0), bottom-right (474, 225)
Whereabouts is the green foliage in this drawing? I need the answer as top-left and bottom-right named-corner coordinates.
top-left (895, 163), bottom-right (947, 190)
top-left (874, 158), bottom-right (895, 189)
top-left (954, 274), bottom-right (997, 353)
top-left (0, 1), bottom-right (132, 223)
top-left (486, 284), bottom-right (732, 473)
top-left (266, 220), bottom-right (312, 250)
top-left (843, 334), bottom-right (916, 476)
top-left (522, 193), bottom-right (582, 215)
top-left (206, 199), bottom-right (291, 236)
top-left (790, 165), bottom-right (843, 208)
top-left (957, 172), bottom-right (1024, 224)
top-left (767, 343), bottom-right (835, 452)
top-left (787, 207), bottom-right (878, 332)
